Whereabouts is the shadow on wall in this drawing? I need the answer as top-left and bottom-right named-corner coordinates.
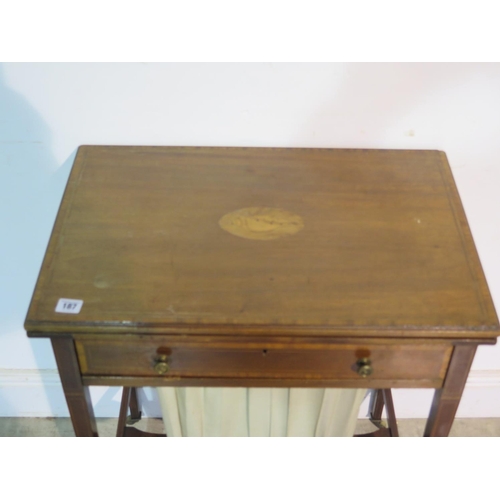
top-left (0, 64), bottom-right (76, 419)
top-left (89, 387), bottom-right (162, 420)
top-left (0, 64), bottom-right (160, 420)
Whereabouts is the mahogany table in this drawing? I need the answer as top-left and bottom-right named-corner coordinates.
top-left (25, 146), bottom-right (499, 436)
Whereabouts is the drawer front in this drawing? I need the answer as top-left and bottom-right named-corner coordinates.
top-left (75, 336), bottom-right (453, 386)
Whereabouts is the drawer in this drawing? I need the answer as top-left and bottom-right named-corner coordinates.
top-left (75, 336), bottom-right (453, 387)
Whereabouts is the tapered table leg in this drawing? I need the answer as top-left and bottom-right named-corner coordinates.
top-left (116, 387), bottom-right (132, 437)
top-left (51, 337), bottom-right (98, 437)
top-left (424, 344), bottom-right (477, 437)
top-left (369, 389), bottom-right (385, 422)
top-left (355, 389), bottom-right (399, 437)
top-left (382, 389), bottom-right (399, 437)
top-left (129, 387), bottom-right (142, 421)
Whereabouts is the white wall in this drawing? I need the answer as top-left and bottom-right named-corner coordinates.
top-left (1, 62), bottom-right (500, 418)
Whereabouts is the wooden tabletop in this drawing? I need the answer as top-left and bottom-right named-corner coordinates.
top-left (25, 146), bottom-right (499, 338)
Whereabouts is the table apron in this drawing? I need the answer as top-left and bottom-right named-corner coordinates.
top-left (74, 336), bottom-right (454, 387)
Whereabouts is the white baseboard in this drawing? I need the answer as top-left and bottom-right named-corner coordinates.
top-left (358, 370), bottom-right (500, 419)
top-left (1, 368), bottom-right (500, 418)
top-left (0, 369), bottom-right (161, 418)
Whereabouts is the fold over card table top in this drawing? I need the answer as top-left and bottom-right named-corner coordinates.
top-left (26, 146), bottom-right (499, 339)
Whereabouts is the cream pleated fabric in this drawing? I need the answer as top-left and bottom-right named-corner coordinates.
top-left (158, 387), bottom-right (366, 437)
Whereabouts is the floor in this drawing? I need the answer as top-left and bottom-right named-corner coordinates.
top-left (1, 417), bottom-right (500, 436)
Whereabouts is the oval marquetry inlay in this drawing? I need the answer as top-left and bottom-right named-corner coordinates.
top-left (219, 207), bottom-right (304, 240)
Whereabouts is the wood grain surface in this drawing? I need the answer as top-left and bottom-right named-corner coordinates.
top-left (74, 335), bottom-right (452, 386)
top-left (25, 147), bottom-right (499, 338)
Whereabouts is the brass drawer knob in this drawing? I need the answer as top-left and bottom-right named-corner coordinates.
top-left (154, 355), bottom-right (169, 375)
top-left (356, 357), bottom-right (373, 377)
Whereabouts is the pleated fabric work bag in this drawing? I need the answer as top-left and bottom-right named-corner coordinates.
top-left (158, 387), bottom-right (366, 437)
